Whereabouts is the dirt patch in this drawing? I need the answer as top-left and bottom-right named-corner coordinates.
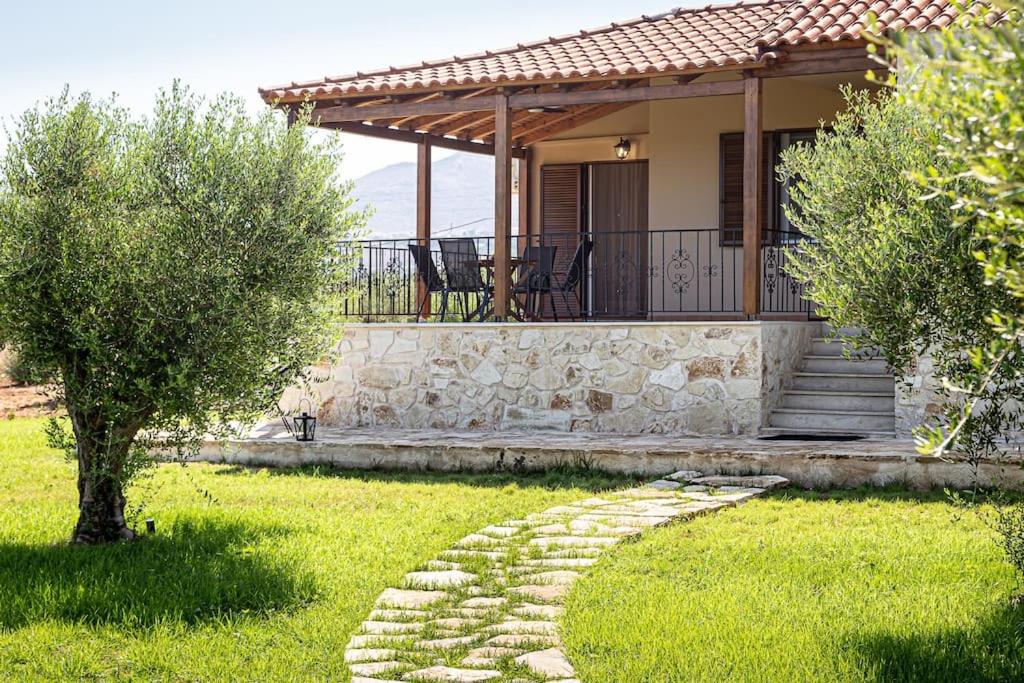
top-left (0, 381), bottom-right (59, 418)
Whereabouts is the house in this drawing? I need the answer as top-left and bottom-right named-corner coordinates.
top-left (260, 0), bottom-right (954, 439)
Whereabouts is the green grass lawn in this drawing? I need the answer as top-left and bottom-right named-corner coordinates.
top-left (0, 418), bottom-right (631, 681)
top-left (562, 489), bottom-right (1024, 682)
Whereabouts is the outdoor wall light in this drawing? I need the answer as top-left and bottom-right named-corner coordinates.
top-left (614, 137), bottom-right (632, 160)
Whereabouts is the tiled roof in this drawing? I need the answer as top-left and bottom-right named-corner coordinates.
top-left (260, 0), bottom-right (963, 102)
top-left (756, 0), bottom-right (961, 47)
top-left (260, 1), bottom-right (786, 101)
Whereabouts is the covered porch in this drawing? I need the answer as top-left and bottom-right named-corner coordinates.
top-left (260, 4), bottom-right (883, 324)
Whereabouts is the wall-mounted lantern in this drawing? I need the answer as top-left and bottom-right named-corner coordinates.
top-left (614, 137), bottom-right (632, 160)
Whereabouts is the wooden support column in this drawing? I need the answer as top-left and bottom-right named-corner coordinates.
top-left (416, 139), bottom-right (432, 318)
top-left (517, 149), bottom-right (531, 249)
top-left (742, 75), bottom-right (763, 318)
top-left (493, 93), bottom-right (513, 320)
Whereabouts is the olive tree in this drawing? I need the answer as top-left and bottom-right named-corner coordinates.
top-left (888, 2), bottom-right (1024, 456)
top-left (779, 88), bottom-right (1015, 454)
top-left (0, 85), bottom-right (364, 543)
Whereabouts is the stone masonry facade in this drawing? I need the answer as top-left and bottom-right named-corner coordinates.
top-left (283, 321), bottom-right (819, 437)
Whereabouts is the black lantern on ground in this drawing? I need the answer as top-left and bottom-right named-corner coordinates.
top-left (614, 137), bottom-right (631, 160)
top-left (291, 398), bottom-right (317, 442)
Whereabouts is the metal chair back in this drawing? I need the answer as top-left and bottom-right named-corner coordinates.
top-left (408, 243), bottom-right (444, 292)
top-left (438, 238), bottom-right (486, 293)
top-left (515, 245), bottom-right (557, 292)
top-left (561, 237), bottom-right (592, 292)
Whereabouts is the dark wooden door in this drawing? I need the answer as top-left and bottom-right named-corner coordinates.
top-left (590, 161), bottom-right (649, 318)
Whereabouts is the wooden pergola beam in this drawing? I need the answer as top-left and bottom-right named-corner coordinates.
top-left (316, 97), bottom-right (495, 123)
top-left (508, 79), bottom-right (744, 109)
top-left (325, 121), bottom-right (526, 158)
top-left (759, 55), bottom-right (882, 78)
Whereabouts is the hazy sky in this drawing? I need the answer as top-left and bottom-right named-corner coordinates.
top-left (0, 0), bottom-right (705, 180)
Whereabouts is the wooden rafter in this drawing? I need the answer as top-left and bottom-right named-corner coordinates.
top-left (438, 111), bottom-right (496, 138)
top-left (396, 88), bottom-right (496, 131)
top-left (516, 103), bottom-right (632, 146)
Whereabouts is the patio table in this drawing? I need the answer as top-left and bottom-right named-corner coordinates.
top-left (477, 257), bottom-right (537, 321)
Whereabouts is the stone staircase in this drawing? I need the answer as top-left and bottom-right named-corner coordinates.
top-left (763, 326), bottom-right (896, 439)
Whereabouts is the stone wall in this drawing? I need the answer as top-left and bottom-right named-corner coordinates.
top-left (760, 321), bottom-right (821, 427)
top-left (282, 321), bottom-right (821, 437)
top-left (895, 352), bottom-right (943, 438)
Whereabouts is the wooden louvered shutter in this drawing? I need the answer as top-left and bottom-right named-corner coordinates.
top-left (719, 132), bottom-right (773, 246)
top-left (540, 164), bottom-right (584, 319)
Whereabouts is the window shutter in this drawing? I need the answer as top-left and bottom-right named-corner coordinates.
top-left (540, 164), bottom-right (584, 319)
top-left (719, 132), bottom-right (773, 246)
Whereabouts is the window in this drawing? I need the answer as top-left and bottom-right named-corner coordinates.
top-left (719, 128), bottom-right (820, 246)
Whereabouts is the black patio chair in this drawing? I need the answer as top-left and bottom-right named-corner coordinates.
top-left (407, 243), bottom-right (449, 321)
top-left (551, 237), bottom-right (592, 322)
top-left (512, 245), bottom-right (558, 320)
top-left (438, 238), bottom-right (492, 321)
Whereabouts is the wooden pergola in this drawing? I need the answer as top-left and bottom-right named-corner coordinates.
top-left (271, 45), bottom-right (878, 319)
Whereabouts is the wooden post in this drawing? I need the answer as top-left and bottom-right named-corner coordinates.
top-left (517, 150), bottom-right (531, 247)
top-left (286, 105), bottom-right (299, 128)
top-left (493, 93), bottom-right (513, 320)
top-left (742, 75), bottom-right (763, 318)
top-left (416, 139), bottom-right (432, 318)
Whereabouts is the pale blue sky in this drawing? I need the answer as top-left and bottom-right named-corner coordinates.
top-left (0, 0), bottom-right (705, 180)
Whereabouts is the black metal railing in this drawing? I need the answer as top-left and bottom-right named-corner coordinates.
top-left (760, 229), bottom-right (815, 316)
top-left (335, 228), bottom-right (814, 322)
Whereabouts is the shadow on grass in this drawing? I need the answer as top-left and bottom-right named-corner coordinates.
top-left (211, 462), bottom-right (637, 493)
top-left (849, 603), bottom-right (1024, 682)
top-left (0, 517), bottom-right (319, 630)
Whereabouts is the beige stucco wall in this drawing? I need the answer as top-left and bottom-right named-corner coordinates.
top-left (528, 74), bottom-right (859, 236)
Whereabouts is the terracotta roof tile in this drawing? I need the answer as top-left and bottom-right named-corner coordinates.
top-left (756, 0), bottom-right (961, 47)
top-left (260, 0), bottom-right (971, 102)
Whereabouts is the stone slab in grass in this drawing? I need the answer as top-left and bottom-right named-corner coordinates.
top-left (515, 647), bottom-right (577, 678)
top-left (405, 665), bottom-right (502, 682)
top-left (690, 474), bottom-right (790, 489)
top-left (404, 570), bottom-right (477, 589)
top-left (376, 588), bottom-right (449, 609)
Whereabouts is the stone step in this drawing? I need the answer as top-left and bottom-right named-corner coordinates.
top-left (802, 355), bottom-right (891, 375)
top-left (824, 324), bottom-right (866, 337)
top-left (769, 408), bottom-right (895, 433)
top-left (809, 338), bottom-right (883, 358)
top-left (791, 372), bottom-right (895, 393)
top-left (780, 390), bottom-right (895, 412)
top-left (760, 426), bottom-right (896, 439)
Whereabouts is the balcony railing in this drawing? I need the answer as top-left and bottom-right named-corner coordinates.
top-left (335, 228), bottom-right (815, 322)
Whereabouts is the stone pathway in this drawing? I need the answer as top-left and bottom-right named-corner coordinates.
top-left (345, 471), bottom-right (789, 682)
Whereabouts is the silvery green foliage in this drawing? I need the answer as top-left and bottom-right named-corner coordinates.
top-left (888, 2), bottom-right (1024, 461)
top-left (778, 87), bottom-right (1018, 463)
top-left (0, 84), bottom-right (366, 540)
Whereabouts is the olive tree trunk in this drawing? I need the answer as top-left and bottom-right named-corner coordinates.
top-left (69, 406), bottom-right (137, 544)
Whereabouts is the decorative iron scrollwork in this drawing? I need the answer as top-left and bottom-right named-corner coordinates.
top-left (667, 248), bottom-right (695, 294)
top-left (764, 247), bottom-right (779, 295)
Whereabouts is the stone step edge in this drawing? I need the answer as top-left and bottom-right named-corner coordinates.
top-left (759, 427), bottom-right (896, 438)
top-left (771, 408), bottom-right (896, 417)
top-left (783, 389), bottom-right (894, 398)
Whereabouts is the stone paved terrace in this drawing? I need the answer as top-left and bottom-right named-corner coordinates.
top-left (198, 426), bottom-right (1024, 491)
top-left (344, 471), bottom-right (790, 682)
